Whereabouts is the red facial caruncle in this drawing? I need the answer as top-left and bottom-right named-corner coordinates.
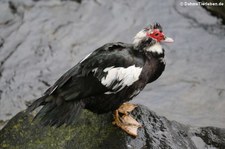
top-left (146, 29), bottom-right (165, 42)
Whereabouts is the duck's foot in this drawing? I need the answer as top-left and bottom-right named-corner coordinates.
top-left (112, 103), bottom-right (142, 137)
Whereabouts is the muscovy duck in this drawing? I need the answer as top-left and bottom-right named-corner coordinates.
top-left (28, 23), bottom-right (174, 137)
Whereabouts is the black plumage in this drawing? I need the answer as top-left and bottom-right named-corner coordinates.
top-left (27, 24), bottom-right (169, 127)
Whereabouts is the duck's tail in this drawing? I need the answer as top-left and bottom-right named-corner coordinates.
top-left (27, 95), bottom-right (84, 127)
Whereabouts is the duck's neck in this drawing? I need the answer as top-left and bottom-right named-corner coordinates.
top-left (133, 38), bottom-right (165, 58)
top-left (145, 43), bottom-right (164, 56)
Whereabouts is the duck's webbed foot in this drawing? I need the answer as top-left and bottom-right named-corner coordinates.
top-left (112, 103), bottom-right (142, 137)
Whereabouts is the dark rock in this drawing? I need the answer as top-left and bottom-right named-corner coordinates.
top-left (61, 0), bottom-right (82, 3)
top-left (8, 1), bottom-right (18, 14)
top-left (0, 105), bottom-right (225, 149)
top-left (197, 0), bottom-right (225, 24)
top-left (194, 127), bottom-right (225, 148)
top-left (0, 38), bottom-right (4, 48)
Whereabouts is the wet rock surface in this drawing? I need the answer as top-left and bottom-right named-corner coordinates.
top-left (0, 105), bottom-right (225, 149)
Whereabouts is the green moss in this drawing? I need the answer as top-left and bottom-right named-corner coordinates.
top-left (0, 110), bottom-right (126, 149)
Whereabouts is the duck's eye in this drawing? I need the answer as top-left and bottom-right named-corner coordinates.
top-left (155, 33), bottom-right (159, 36)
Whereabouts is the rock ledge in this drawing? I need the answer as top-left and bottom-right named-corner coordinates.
top-left (0, 105), bottom-right (225, 149)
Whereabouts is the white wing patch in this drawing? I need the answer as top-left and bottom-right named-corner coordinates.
top-left (101, 65), bottom-right (142, 92)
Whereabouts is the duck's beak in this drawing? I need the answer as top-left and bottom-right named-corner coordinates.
top-left (162, 36), bottom-right (174, 43)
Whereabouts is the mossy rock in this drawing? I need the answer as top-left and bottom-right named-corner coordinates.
top-left (1, 105), bottom-right (225, 149)
top-left (0, 109), bottom-right (127, 149)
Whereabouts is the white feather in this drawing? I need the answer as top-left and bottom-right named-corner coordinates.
top-left (159, 57), bottom-right (166, 64)
top-left (146, 43), bottom-right (163, 54)
top-left (80, 52), bottom-right (92, 63)
top-left (92, 68), bottom-right (98, 74)
top-left (104, 91), bottom-right (116, 95)
top-left (133, 29), bottom-right (146, 46)
top-left (101, 65), bottom-right (142, 92)
top-left (129, 89), bottom-right (141, 98)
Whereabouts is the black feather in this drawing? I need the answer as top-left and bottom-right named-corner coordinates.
top-left (153, 23), bottom-right (163, 32)
top-left (26, 95), bottom-right (47, 112)
top-left (34, 100), bottom-right (84, 127)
